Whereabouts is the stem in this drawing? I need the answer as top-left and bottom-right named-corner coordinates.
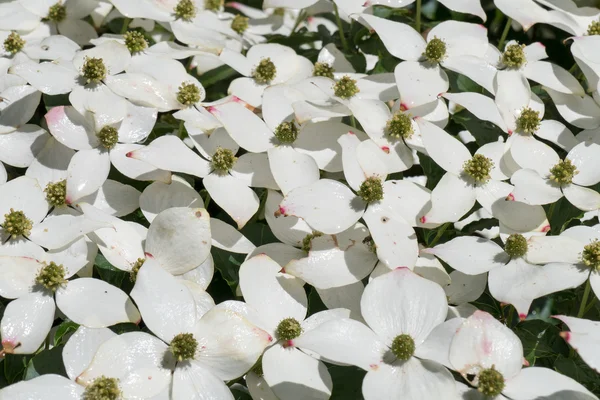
top-left (568, 62), bottom-right (579, 74)
top-left (429, 223), bottom-right (450, 247)
top-left (333, 2), bottom-right (349, 52)
top-left (415, 0), bottom-right (422, 32)
top-left (577, 278), bottom-right (592, 318)
top-left (178, 120), bottom-right (186, 139)
top-left (121, 17), bottom-right (131, 34)
top-left (507, 305), bottom-right (516, 327)
top-left (350, 115), bottom-right (357, 129)
top-left (498, 17), bottom-right (512, 50)
top-left (204, 192), bottom-right (211, 209)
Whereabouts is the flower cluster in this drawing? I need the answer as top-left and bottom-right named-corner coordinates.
top-left (1, 0), bottom-right (600, 399)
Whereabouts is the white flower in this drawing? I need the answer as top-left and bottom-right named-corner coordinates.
top-left (554, 316), bottom-right (600, 372)
top-left (450, 310), bottom-right (597, 399)
top-left (292, 267), bottom-right (460, 400)
top-left (494, 0), bottom-right (581, 34)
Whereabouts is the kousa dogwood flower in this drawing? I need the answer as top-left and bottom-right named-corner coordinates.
top-left (509, 138), bottom-right (600, 211)
top-left (569, 35), bottom-right (600, 94)
top-left (239, 254), bottom-right (351, 400)
top-left (110, 0), bottom-right (227, 22)
top-left (0, 27), bottom-right (79, 61)
top-left (355, 14), bottom-right (491, 107)
top-left (449, 310), bottom-right (597, 399)
top-left (127, 131), bottom-right (278, 228)
top-left (0, 83), bottom-right (41, 134)
top-left (418, 118), bottom-right (513, 224)
top-left (0, 252), bottom-right (140, 355)
top-left (219, 43), bottom-right (313, 107)
top-left (544, 88), bottom-right (600, 130)
top-left (494, 0), bottom-right (582, 33)
top-left (554, 315), bottom-right (600, 372)
top-left (289, 267), bottom-right (462, 400)
top-left (524, 224), bottom-right (600, 302)
top-left (534, 0), bottom-right (600, 36)
top-left (425, 233), bottom-right (589, 319)
top-left (127, 257), bottom-right (271, 398)
top-left (363, 0), bottom-right (486, 21)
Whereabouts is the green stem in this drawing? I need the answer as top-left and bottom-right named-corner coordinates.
top-left (178, 120), bottom-right (186, 139)
top-left (498, 17), bottom-right (512, 50)
top-left (507, 306), bottom-right (516, 327)
top-left (415, 0), bottom-right (422, 32)
top-left (429, 223), bottom-right (450, 247)
top-left (568, 62), bottom-right (579, 74)
top-left (204, 192), bottom-right (211, 209)
top-left (577, 278), bottom-right (592, 318)
top-left (121, 17), bottom-right (131, 34)
top-left (333, 2), bottom-right (349, 52)
top-left (350, 115), bottom-right (357, 129)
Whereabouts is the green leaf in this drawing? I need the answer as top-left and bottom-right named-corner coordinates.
top-left (110, 323), bottom-right (141, 335)
top-left (199, 65), bottom-right (240, 88)
top-left (545, 197), bottom-right (584, 235)
top-left (307, 288), bottom-right (327, 316)
top-left (53, 321), bottom-right (79, 347)
top-left (94, 253), bottom-right (131, 292)
top-left (3, 354), bottom-right (30, 384)
top-left (418, 153), bottom-right (445, 191)
top-left (555, 354), bottom-right (600, 394)
top-left (513, 320), bottom-right (569, 365)
top-left (452, 109), bottom-right (506, 146)
top-left (211, 247), bottom-right (245, 294)
top-left (24, 346), bottom-right (68, 380)
top-left (329, 365), bottom-right (366, 399)
top-left (240, 222), bottom-right (278, 247)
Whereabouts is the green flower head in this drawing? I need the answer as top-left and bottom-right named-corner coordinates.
top-left (502, 43), bottom-right (526, 69)
top-left (423, 37), bottom-right (447, 63)
top-left (478, 366), bottom-right (505, 397)
top-left (463, 154), bottom-right (493, 184)
top-left (276, 318), bottom-right (303, 341)
top-left (174, 0), bottom-right (197, 21)
top-left (124, 31), bottom-right (148, 54)
top-left (313, 62), bottom-right (335, 79)
top-left (3, 32), bottom-right (25, 54)
top-left (333, 75), bottom-right (359, 99)
top-left (252, 58), bottom-right (277, 85)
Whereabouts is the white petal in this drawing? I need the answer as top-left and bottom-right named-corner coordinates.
top-left (0, 255), bottom-right (40, 299)
top-left (139, 177), bottom-right (202, 223)
top-left (525, 235), bottom-right (582, 264)
top-left (63, 326), bottom-right (116, 380)
top-left (544, 89), bottom-right (600, 129)
top-left (339, 132), bottom-right (371, 191)
top-left (564, 184), bottom-right (600, 212)
top-left (280, 179), bottom-right (365, 235)
top-left (362, 358), bottom-right (458, 400)
top-left (66, 148), bottom-right (110, 203)
top-left (494, 0), bottom-right (551, 31)
top-left (510, 169), bottom-right (562, 205)
top-left (509, 134), bottom-right (559, 175)
top-left (268, 146), bottom-right (319, 195)
top-left (355, 14), bottom-right (425, 61)
top-left (0, 125), bottom-right (47, 168)
top-left (569, 141), bottom-right (600, 186)
top-left (494, 70), bottom-right (531, 132)
top-left (56, 278), bottom-right (140, 328)
top-left (293, 318), bottom-right (387, 371)
top-left (294, 121), bottom-right (350, 172)
top-left (395, 61), bottom-right (449, 109)
top-left (239, 254), bottom-right (307, 331)
top-left (192, 304), bottom-right (272, 380)
top-left (26, 137), bottom-right (74, 188)
top-left (29, 209), bottom-right (109, 250)
top-left (110, 143), bottom-right (172, 183)
top-left (362, 267), bottom-right (447, 345)
top-left (443, 55), bottom-right (497, 95)
top-left (45, 106), bottom-right (96, 151)
top-left (77, 179), bottom-right (141, 217)
top-left (211, 218), bottom-right (255, 254)
top-left (172, 361), bottom-right (234, 400)
top-left (316, 282), bottom-right (364, 322)
top-left (415, 317), bottom-right (465, 369)
top-left (363, 203), bottom-right (419, 270)
top-left (204, 173), bottom-right (259, 229)
top-left (131, 258), bottom-right (197, 342)
top-left (105, 73), bottom-right (178, 112)
top-left (86, 219), bottom-right (145, 271)
top-left (449, 311), bottom-right (523, 380)
top-left (0, 85), bottom-right (41, 134)
top-left (0, 375), bottom-right (83, 399)
top-left (491, 200), bottom-right (549, 233)
top-left (438, 0), bottom-right (486, 20)
top-left (207, 100), bottom-right (275, 152)
top-left (489, 259), bottom-right (588, 319)
top-left (145, 207), bottom-right (211, 275)
top-left (178, 255), bottom-right (215, 291)
top-left (57, 19), bottom-right (98, 46)
top-left (0, 176), bottom-right (48, 225)
top-left (443, 92), bottom-right (508, 132)
top-left (523, 61), bottom-right (585, 95)
top-left (118, 103), bottom-right (157, 144)
top-left (72, 41), bottom-right (131, 77)
top-left (1, 291), bottom-right (55, 354)
top-left (554, 315), bottom-right (600, 372)
top-left (248, 243), bottom-right (306, 270)
top-left (265, 189), bottom-right (312, 247)
top-left (421, 172), bottom-right (476, 224)
top-left (263, 345), bottom-right (332, 400)
top-left (230, 152), bottom-right (278, 190)
top-left (127, 135), bottom-right (211, 178)
top-left (12, 61), bottom-right (78, 95)
top-left (69, 84), bottom-right (128, 127)
top-left (23, 35), bottom-right (80, 61)
top-left (503, 366), bottom-right (597, 399)
top-left (427, 236), bottom-right (508, 275)
top-left (418, 118), bottom-right (470, 175)
top-left (246, 372), bottom-right (279, 400)
top-left (445, 270), bottom-right (488, 305)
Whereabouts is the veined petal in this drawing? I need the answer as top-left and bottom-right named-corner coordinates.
top-left (55, 278), bottom-right (140, 328)
top-left (523, 61), bottom-right (585, 96)
top-left (45, 106), bottom-right (97, 151)
top-left (421, 172), bottom-right (476, 224)
top-left (494, 70), bottom-right (531, 132)
top-left (449, 311), bottom-right (523, 380)
top-left (426, 236), bottom-right (509, 275)
top-left (509, 134), bottom-right (559, 176)
top-left (280, 179), bottom-right (365, 235)
top-left (204, 173), bottom-right (259, 229)
top-left (63, 326), bottom-right (116, 381)
top-left (211, 218), bottom-right (256, 254)
top-left (265, 190), bottom-right (312, 247)
top-left (110, 143), bottom-right (172, 183)
top-left (443, 92), bottom-right (508, 133)
top-left (415, 317), bottom-right (465, 369)
top-left (0, 374), bottom-right (83, 399)
top-left (563, 184), bottom-right (600, 212)
top-left (66, 148), bottom-right (110, 204)
top-left (503, 366), bottom-right (597, 400)
top-left (172, 361), bottom-right (234, 400)
top-left (268, 146), bottom-right (319, 195)
top-left (569, 141), bottom-right (600, 186)
top-left (361, 267), bottom-right (447, 346)
top-left (525, 236), bottom-right (582, 265)
top-left (418, 118), bottom-right (470, 175)
top-left (536, 120), bottom-right (578, 152)
top-left (139, 177), bottom-right (202, 223)
top-left (145, 207), bottom-right (211, 275)
top-left (510, 169), bottom-right (562, 205)
top-left (544, 88), bottom-right (600, 130)
top-left (395, 61), bottom-right (449, 109)
top-left (445, 271), bottom-right (487, 305)
top-left (553, 315), bottom-right (600, 372)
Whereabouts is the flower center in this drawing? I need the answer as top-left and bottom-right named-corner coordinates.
top-left (36, 262), bottom-right (66, 292)
top-left (252, 58), bottom-right (277, 85)
top-left (170, 332), bottom-right (198, 361)
top-left (504, 234), bottom-right (527, 258)
top-left (386, 112), bottom-right (413, 139)
top-left (129, 258), bottom-right (145, 282)
top-left (274, 121), bottom-right (299, 144)
top-left (3, 32), bottom-right (25, 54)
top-left (174, 0), bottom-right (197, 21)
top-left (390, 334), bottom-right (415, 361)
top-left (549, 159), bottom-right (578, 185)
top-left (3, 209), bottom-right (33, 238)
top-left (582, 240), bottom-right (600, 270)
top-left (363, 235), bottom-right (377, 253)
top-left (478, 366), bottom-right (505, 397)
top-left (516, 107), bottom-right (541, 134)
top-left (313, 62), bottom-right (335, 79)
top-left (502, 43), bottom-right (526, 69)
top-left (204, 0), bottom-right (223, 11)
top-left (231, 15), bottom-right (249, 34)
top-left (357, 177), bottom-right (384, 203)
top-left (97, 126), bottom-right (119, 150)
top-left (301, 231), bottom-right (323, 252)
top-left (333, 75), bottom-right (360, 99)
top-left (211, 147), bottom-right (237, 173)
top-left (587, 20), bottom-right (600, 36)
top-left (463, 154), bottom-right (493, 184)
top-left (81, 57), bottom-right (107, 84)
top-left (276, 318), bottom-right (303, 341)
top-left (123, 31), bottom-right (148, 54)
top-left (47, 3), bottom-right (66, 22)
top-left (177, 82), bottom-right (202, 106)
top-left (423, 37), bottom-right (447, 63)
top-left (83, 376), bottom-right (121, 400)
top-left (45, 180), bottom-right (67, 207)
